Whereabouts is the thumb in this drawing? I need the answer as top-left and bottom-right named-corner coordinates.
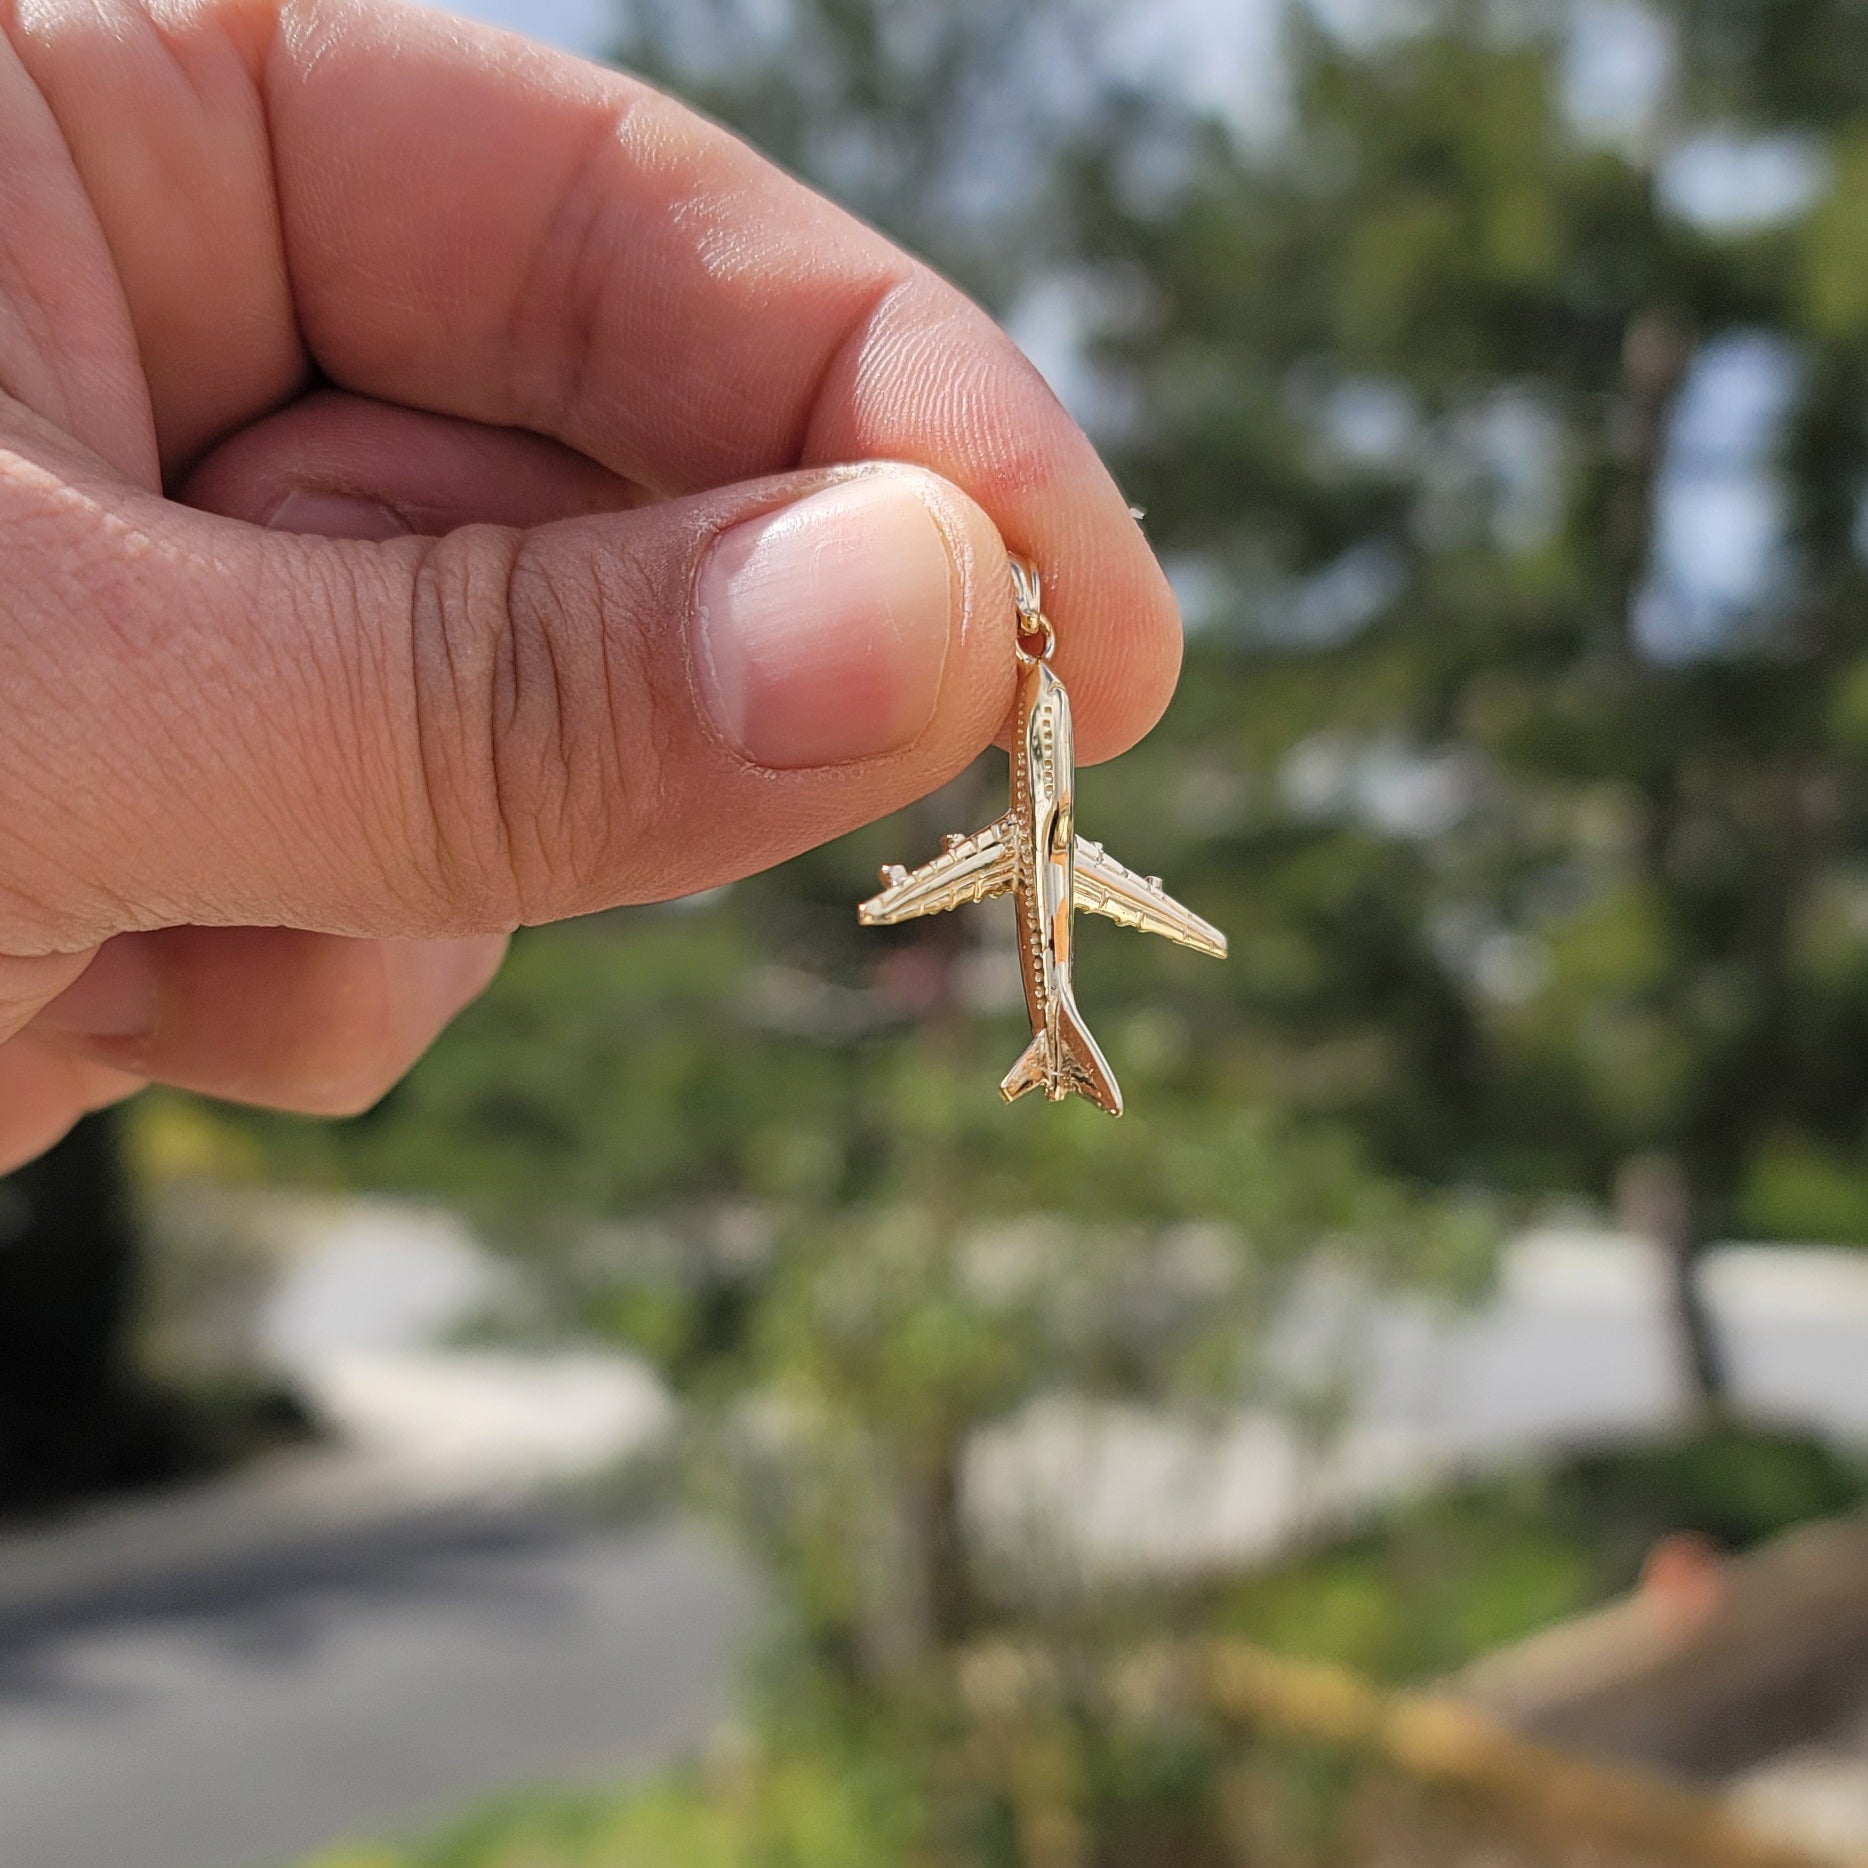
top-left (3, 458), bottom-right (1014, 951)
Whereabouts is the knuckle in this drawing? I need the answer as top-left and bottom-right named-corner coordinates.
top-left (407, 526), bottom-right (662, 925)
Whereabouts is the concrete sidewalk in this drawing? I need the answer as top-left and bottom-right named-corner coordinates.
top-left (970, 1231), bottom-right (1868, 1580)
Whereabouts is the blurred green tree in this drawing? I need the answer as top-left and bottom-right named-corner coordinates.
top-left (1050, 0), bottom-right (1868, 1407)
top-left (558, 0), bottom-right (1868, 1421)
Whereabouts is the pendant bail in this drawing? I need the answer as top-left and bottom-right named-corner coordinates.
top-left (1008, 552), bottom-right (1055, 665)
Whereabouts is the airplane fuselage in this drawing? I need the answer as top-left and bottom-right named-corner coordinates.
top-left (1010, 660), bottom-right (1080, 1094)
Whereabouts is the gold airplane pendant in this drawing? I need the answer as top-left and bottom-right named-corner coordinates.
top-left (858, 555), bottom-right (1227, 1115)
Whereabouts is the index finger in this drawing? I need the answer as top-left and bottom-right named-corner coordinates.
top-left (15, 0), bottom-right (1180, 759)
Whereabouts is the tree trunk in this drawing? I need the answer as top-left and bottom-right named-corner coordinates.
top-left (1598, 308), bottom-right (1729, 1419)
top-left (0, 1110), bottom-right (177, 1511)
top-left (919, 1428), bottom-right (974, 1648)
top-left (857, 1428), bottom-right (975, 1688)
top-left (1616, 1152), bottom-right (1727, 1420)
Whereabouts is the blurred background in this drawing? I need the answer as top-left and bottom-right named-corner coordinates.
top-left (14, 0), bottom-right (1868, 1864)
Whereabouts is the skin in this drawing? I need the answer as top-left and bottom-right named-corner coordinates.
top-left (0, 0), bottom-right (1183, 1174)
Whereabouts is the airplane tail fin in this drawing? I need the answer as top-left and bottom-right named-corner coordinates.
top-left (999, 996), bottom-right (1123, 1116)
top-left (999, 1035), bottom-right (1049, 1105)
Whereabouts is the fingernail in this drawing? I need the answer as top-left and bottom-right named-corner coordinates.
top-left (693, 474), bottom-right (955, 768)
top-left (37, 939), bottom-right (159, 1042)
top-left (267, 490), bottom-right (412, 540)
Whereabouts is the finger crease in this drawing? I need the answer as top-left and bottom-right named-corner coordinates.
top-left (506, 95), bottom-right (650, 434)
top-left (785, 270), bottom-right (916, 472)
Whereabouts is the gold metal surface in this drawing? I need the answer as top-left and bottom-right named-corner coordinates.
top-left (858, 554), bottom-right (1227, 1115)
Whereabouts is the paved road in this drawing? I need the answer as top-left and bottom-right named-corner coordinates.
top-left (0, 1510), bottom-right (746, 1868)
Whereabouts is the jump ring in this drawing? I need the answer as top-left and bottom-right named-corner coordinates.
top-left (1014, 610), bottom-right (1056, 665)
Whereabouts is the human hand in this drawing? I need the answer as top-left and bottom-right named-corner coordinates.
top-left (0, 0), bottom-right (1182, 1172)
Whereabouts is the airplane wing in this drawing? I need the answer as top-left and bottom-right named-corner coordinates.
top-left (858, 815), bottom-right (1018, 926)
top-left (1073, 839), bottom-right (1228, 959)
